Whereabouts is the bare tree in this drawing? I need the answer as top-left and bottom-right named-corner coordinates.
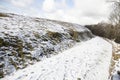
top-left (108, 0), bottom-right (120, 42)
top-left (109, 0), bottom-right (120, 25)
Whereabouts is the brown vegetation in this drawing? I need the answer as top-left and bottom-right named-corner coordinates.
top-left (0, 13), bottom-right (9, 17)
top-left (105, 39), bottom-right (120, 79)
top-left (85, 22), bottom-right (120, 43)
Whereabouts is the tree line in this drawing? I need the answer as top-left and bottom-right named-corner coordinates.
top-left (85, 0), bottom-right (120, 43)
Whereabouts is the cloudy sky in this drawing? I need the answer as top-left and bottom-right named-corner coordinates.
top-left (0, 0), bottom-right (111, 25)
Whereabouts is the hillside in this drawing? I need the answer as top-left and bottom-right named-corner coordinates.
top-left (0, 13), bottom-right (93, 78)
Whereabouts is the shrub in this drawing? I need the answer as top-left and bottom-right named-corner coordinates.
top-left (85, 22), bottom-right (120, 43)
top-left (47, 31), bottom-right (63, 43)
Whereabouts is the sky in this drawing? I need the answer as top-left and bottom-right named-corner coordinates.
top-left (0, 0), bottom-right (111, 25)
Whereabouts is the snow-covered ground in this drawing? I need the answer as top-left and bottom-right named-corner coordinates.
top-left (0, 13), bottom-right (93, 76)
top-left (111, 66), bottom-right (120, 80)
top-left (2, 37), bottom-right (112, 80)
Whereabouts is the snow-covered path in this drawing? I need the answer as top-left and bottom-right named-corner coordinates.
top-left (2, 37), bottom-right (112, 80)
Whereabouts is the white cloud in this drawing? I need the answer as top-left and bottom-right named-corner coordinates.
top-left (10, 0), bottom-right (33, 7)
top-left (6, 0), bottom-right (111, 25)
top-left (74, 0), bottom-right (110, 16)
top-left (65, 0), bottom-right (111, 24)
top-left (42, 0), bottom-right (56, 12)
top-left (41, 0), bottom-right (111, 25)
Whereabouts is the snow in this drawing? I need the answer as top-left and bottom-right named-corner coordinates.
top-left (0, 13), bottom-right (94, 76)
top-left (111, 59), bottom-right (120, 80)
top-left (2, 37), bottom-right (112, 80)
top-left (112, 72), bottom-right (120, 80)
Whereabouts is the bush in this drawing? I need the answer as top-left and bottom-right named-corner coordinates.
top-left (85, 22), bottom-right (120, 43)
top-left (47, 31), bottom-right (63, 43)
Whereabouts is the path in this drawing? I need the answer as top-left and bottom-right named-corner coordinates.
top-left (2, 37), bottom-right (112, 80)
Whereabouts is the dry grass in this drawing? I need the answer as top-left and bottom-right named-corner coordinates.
top-left (109, 53), bottom-right (120, 78)
top-left (68, 29), bottom-right (79, 41)
top-left (109, 50), bottom-right (116, 78)
top-left (0, 13), bottom-right (9, 17)
top-left (113, 54), bottom-right (120, 60)
top-left (106, 39), bottom-right (120, 78)
top-left (46, 31), bottom-right (63, 43)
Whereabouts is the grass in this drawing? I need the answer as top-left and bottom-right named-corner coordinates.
top-left (68, 29), bottom-right (80, 42)
top-left (10, 58), bottom-right (18, 70)
top-left (33, 32), bottom-right (41, 39)
top-left (77, 78), bottom-right (81, 80)
top-left (0, 13), bottom-right (9, 17)
top-left (107, 40), bottom-right (120, 78)
top-left (47, 31), bottom-right (63, 43)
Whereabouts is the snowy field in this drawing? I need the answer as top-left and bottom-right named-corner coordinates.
top-left (2, 37), bottom-right (112, 80)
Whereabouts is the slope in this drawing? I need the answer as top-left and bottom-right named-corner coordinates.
top-left (0, 12), bottom-right (93, 77)
top-left (2, 37), bottom-right (112, 80)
